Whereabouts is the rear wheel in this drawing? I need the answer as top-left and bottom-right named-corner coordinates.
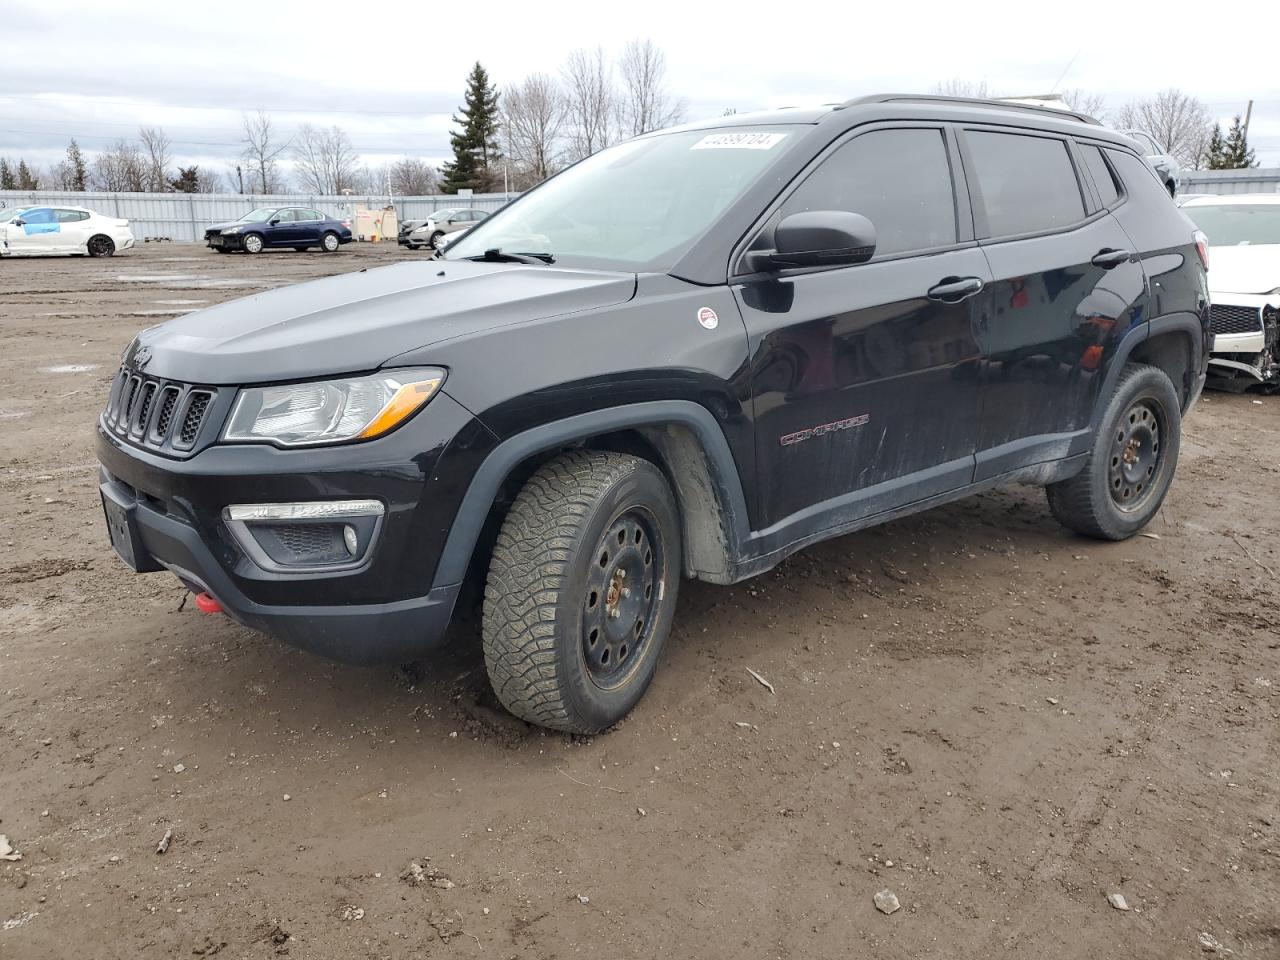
top-left (321, 231), bottom-right (340, 252)
top-left (242, 233), bottom-right (264, 254)
top-left (1046, 363), bottom-right (1181, 540)
top-left (87, 235), bottom-right (115, 258)
top-left (482, 451), bottom-right (682, 734)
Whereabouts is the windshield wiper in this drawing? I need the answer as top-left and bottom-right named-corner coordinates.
top-left (465, 248), bottom-right (555, 264)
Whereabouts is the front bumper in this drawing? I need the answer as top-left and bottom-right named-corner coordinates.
top-left (95, 391), bottom-right (497, 663)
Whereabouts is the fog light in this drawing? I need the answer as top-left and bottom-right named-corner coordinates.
top-left (343, 524), bottom-right (358, 556)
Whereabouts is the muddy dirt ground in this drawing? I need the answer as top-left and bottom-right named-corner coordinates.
top-left (1, 243), bottom-right (1277, 959)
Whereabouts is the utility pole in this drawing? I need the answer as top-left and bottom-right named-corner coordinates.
top-left (1242, 99), bottom-right (1254, 140)
top-left (236, 164), bottom-right (244, 194)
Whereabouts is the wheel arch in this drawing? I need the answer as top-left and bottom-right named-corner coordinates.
top-left (1094, 312), bottom-right (1207, 430)
top-left (434, 401), bottom-right (751, 590)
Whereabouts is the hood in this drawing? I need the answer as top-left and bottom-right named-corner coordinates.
top-left (205, 219), bottom-right (254, 233)
top-left (1207, 244), bottom-right (1280, 296)
top-left (131, 259), bottom-right (636, 385)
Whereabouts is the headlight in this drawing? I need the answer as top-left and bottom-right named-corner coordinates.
top-left (224, 368), bottom-right (445, 447)
top-left (221, 226), bottom-right (243, 235)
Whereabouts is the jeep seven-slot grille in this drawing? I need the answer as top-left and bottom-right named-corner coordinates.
top-left (1209, 304), bottom-right (1264, 336)
top-left (103, 367), bottom-right (216, 454)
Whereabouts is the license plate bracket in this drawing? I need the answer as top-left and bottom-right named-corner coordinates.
top-left (101, 487), bottom-right (162, 572)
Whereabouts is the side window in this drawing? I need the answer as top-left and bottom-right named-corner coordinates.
top-left (56, 209), bottom-right (90, 223)
top-left (966, 131), bottom-right (1085, 238)
top-left (274, 209), bottom-right (296, 223)
top-left (22, 208), bottom-right (56, 224)
top-left (1079, 145), bottom-right (1120, 207)
top-left (780, 128), bottom-right (957, 257)
top-left (1107, 149), bottom-right (1173, 206)
top-left (302, 209), bottom-right (323, 221)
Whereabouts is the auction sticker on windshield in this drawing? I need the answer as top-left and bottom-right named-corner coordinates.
top-left (691, 132), bottom-right (787, 150)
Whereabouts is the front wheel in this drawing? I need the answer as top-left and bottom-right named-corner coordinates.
top-left (321, 231), bottom-right (340, 252)
top-left (87, 235), bottom-right (115, 258)
top-left (430, 231), bottom-right (447, 250)
top-left (483, 451), bottom-right (682, 734)
top-left (242, 233), bottom-right (264, 254)
top-left (1046, 362), bottom-right (1182, 540)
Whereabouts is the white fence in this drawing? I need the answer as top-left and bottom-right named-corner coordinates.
top-left (1180, 168), bottom-right (1280, 196)
top-left (0, 191), bottom-right (516, 242)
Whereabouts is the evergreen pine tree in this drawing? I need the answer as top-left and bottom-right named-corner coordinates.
top-left (16, 159), bottom-right (38, 190)
top-left (439, 62), bottom-right (502, 194)
top-left (1204, 124), bottom-right (1227, 170)
top-left (1220, 115), bottom-right (1256, 169)
top-left (0, 158), bottom-right (14, 190)
top-left (65, 139), bottom-right (88, 190)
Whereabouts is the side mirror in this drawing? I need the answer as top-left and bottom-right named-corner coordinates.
top-left (269, 218), bottom-right (280, 226)
top-left (13, 218), bottom-right (25, 227)
top-left (762, 211), bottom-right (877, 270)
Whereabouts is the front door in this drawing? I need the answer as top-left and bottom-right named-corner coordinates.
top-left (959, 128), bottom-right (1149, 479)
top-left (734, 125), bottom-right (989, 532)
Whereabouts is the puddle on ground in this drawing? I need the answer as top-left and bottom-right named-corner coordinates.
top-left (115, 274), bottom-right (274, 288)
top-left (129, 309), bottom-right (196, 316)
top-left (157, 257), bottom-right (203, 262)
top-left (42, 364), bottom-right (100, 374)
top-left (153, 299), bottom-right (208, 305)
top-left (0, 410), bottom-right (30, 420)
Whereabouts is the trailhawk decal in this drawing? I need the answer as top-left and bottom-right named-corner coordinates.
top-left (779, 414), bottom-right (870, 446)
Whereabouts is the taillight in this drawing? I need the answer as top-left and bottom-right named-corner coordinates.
top-left (1193, 229), bottom-right (1209, 271)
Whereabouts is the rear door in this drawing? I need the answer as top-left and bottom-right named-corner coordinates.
top-left (959, 126), bottom-right (1148, 480)
top-left (299, 209), bottom-right (325, 243)
top-left (735, 124), bottom-right (990, 530)
top-left (55, 209), bottom-right (92, 252)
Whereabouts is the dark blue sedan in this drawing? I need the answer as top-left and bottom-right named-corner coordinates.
top-left (204, 207), bottom-right (354, 254)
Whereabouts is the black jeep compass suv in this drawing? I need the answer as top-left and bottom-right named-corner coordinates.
top-left (98, 95), bottom-right (1210, 734)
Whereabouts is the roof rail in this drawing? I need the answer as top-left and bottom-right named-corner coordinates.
top-left (834, 93), bottom-right (1102, 126)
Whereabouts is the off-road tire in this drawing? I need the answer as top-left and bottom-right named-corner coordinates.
top-left (1046, 362), bottom-right (1181, 540)
top-left (482, 450), bottom-right (682, 734)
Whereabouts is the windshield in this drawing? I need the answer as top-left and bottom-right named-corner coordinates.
top-left (0, 208), bottom-right (30, 223)
top-left (445, 126), bottom-right (799, 270)
top-left (1185, 204), bottom-right (1280, 246)
top-left (237, 208), bottom-right (277, 222)
top-left (427, 209), bottom-right (460, 222)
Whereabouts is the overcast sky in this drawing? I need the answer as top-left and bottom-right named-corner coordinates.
top-left (2, 0), bottom-right (1277, 186)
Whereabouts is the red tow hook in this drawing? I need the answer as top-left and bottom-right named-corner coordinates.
top-left (194, 592), bottom-right (224, 614)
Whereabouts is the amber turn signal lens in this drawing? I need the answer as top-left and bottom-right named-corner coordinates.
top-left (357, 377), bottom-right (443, 439)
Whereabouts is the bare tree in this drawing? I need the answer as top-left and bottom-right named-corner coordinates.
top-left (240, 110), bottom-right (289, 194)
top-left (91, 140), bottom-right (147, 191)
top-left (562, 46), bottom-right (616, 161)
top-left (139, 126), bottom-right (172, 191)
top-left (503, 72), bottom-right (565, 185)
top-left (196, 167), bottom-right (222, 193)
top-left (1058, 89), bottom-right (1106, 120)
top-left (292, 123), bottom-right (360, 194)
top-left (389, 157), bottom-right (439, 195)
top-left (617, 38), bottom-right (685, 137)
top-left (1113, 90), bottom-right (1213, 168)
top-left (932, 79), bottom-right (991, 99)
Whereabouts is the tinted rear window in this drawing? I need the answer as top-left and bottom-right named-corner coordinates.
top-left (781, 127), bottom-right (957, 257)
top-left (1079, 145), bottom-right (1119, 207)
top-left (967, 131), bottom-right (1085, 238)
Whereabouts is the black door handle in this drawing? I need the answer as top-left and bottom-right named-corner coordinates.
top-left (1091, 248), bottom-right (1132, 269)
top-left (927, 276), bottom-right (985, 302)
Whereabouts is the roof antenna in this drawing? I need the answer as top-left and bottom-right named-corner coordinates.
top-left (1050, 50), bottom-right (1080, 94)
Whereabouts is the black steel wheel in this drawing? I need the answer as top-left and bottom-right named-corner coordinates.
top-left (1108, 399), bottom-right (1164, 512)
top-left (483, 451), bottom-right (682, 733)
top-left (87, 234), bottom-right (115, 258)
top-left (1047, 362), bottom-right (1182, 540)
top-left (580, 509), bottom-right (663, 689)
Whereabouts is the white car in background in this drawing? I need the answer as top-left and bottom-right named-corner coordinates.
top-left (1181, 194), bottom-right (1280, 388)
top-left (0, 205), bottom-right (134, 257)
